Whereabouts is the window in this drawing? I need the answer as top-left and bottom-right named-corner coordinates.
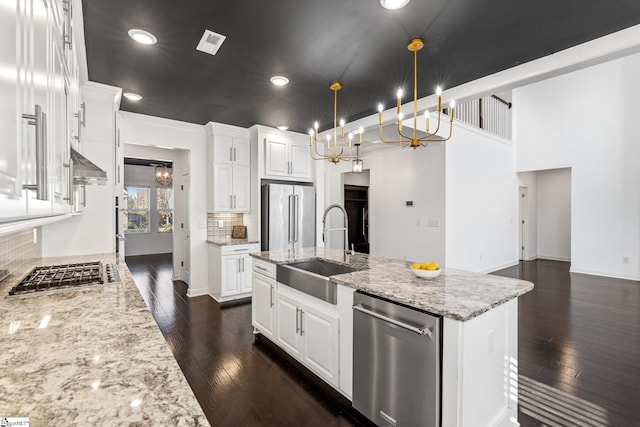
top-left (124, 186), bottom-right (150, 233)
top-left (157, 187), bottom-right (174, 232)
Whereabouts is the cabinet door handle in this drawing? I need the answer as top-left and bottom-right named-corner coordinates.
top-left (62, 0), bottom-right (72, 49)
top-left (241, 257), bottom-right (244, 272)
top-left (269, 285), bottom-right (274, 307)
top-left (295, 308), bottom-right (300, 334)
top-left (63, 158), bottom-right (73, 205)
top-left (230, 195), bottom-right (233, 209)
top-left (80, 102), bottom-right (86, 127)
top-left (299, 309), bottom-right (304, 335)
top-left (233, 147), bottom-right (237, 162)
top-left (230, 147), bottom-right (233, 162)
top-left (237, 259), bottom-right (241, 273)
top-left (22, 105), bottom-right (48, 200)
top-left (82, 183), bottom-right (87, 207)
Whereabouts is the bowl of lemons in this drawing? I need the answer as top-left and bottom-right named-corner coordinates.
top-left (411, 262), bottom-right (441, 279)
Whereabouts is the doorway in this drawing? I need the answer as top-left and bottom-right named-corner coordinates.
top-left (343, 169), bottom-right (370, 254)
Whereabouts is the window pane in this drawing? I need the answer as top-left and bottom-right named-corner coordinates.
top-left (125, 186), bottom-right (150, 209)
top-left (158, 210), bottom-right (173, 232)
top-left (126, 209), bottom-right (149, 233)
top-left (157, 188), bottom-right (174, 210)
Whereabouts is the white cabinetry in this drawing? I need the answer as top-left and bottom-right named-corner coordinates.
top-left (265, 138), bottom-right (312, 181)
top-left (275, 285), bottom-right (340, 388)
top-left (208, 243), bottom-right (259, 303)
top-left (0, 0), bottom-right (80, 223)
top-left (252, 260), bottom-right (276, 340)
top-left (206, 124), bottom-right (251, 212)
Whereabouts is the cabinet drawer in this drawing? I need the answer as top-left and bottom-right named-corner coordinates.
top-left (220, 243), bottom-right (259, 255)
top-left (253, 260), bottom-right (276, 279)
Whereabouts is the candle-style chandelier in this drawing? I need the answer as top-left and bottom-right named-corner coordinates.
top-left (377, 38), bottom-right (456, 148)
top-left (309, 82), bottom-right (363, 164)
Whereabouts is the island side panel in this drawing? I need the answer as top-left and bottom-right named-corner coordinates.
top-left (442, 299), bottom-right (519, 427)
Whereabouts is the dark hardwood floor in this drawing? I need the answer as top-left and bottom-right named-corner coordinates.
top-left (125, 254), bottom-right (640, 426)
top-left (125, 253), bottom-right (359, 426)
top-left (493, 259), bottom-right (640, 427)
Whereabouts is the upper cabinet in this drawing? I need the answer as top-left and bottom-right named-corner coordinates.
top-left (263, 137), bottom-right (312, 181)
top-left (0, 0), bottom-right (81, 223)
top-left (206, 123), bottom-right (252, 213)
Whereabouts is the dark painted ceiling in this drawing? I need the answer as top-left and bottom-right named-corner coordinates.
top-left (82, 0), bottom-right (640, 134)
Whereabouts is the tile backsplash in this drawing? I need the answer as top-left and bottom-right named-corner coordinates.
top-left (207, 213), bottom-right (244, 240)
top-left (0, 227), bottom-right (42, 285)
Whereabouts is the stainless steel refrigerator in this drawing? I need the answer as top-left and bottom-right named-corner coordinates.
top-left (261, 183), bottom-right (315, 251)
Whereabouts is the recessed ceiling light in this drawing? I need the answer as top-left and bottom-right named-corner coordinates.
top-left (128, 29), bottom-right (157, 45)
top-left (270, 76), bottom-right (289, 86)
top-left (277, 125), bottom-right (289, 131)
top-left (380, 0), bottom-right (411, 10)
top-left (123, 92), bottom-right (143, 101)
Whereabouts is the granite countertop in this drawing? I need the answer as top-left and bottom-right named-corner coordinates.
top-left (0, 253), bottom-right (209, 426)
top-left (251, 247), bottom-right (534, 321)
top-left (207, 238), bottom-right (260, 246)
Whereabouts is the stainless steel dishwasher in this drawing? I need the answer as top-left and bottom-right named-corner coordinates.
top-left (352, 291), bottom-right (441, 427)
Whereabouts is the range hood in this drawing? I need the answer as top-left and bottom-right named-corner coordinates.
top-left (71, 148), bottom-right (108, 185)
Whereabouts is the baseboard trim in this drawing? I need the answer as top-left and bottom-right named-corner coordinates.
top-left (569, 267), bottom-right (640, 282)
top-left (538, 255), bottom-right (572, 262)
top-left (186, 286), bottom-right (208, 297)
top-left (483, 260), bottom-right (520, 274)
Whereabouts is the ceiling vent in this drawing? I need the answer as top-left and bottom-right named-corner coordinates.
top-left (196, 30), bottom-right (226, 56)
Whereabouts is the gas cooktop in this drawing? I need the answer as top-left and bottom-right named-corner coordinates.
top-left (8, 261), bottom-right (121, 297)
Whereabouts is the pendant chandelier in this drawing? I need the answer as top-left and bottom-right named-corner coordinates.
top-left (377, 38), bottom-right (456, 148)
top-left (352, 143), bottom-right (363, 173)
top-left (309, 82), bottom-right (363, 164)
top-left (155, 164), bottom-right (172, 186)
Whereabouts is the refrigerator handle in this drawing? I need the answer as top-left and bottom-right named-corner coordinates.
top-left (287, 195), bottom-right (293, 243)
top-left (294, 194), bottom-right (299, 242)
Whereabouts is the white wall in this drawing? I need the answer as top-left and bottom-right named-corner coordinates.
top-left (42, 83), bottom-right (120, 257)
top-left (323, 144), bottom-right (446, 264)
top-left (118, 112), bottom-right (209, 296)
top-left (445, 123), bottom-right (519, 273)
top-left (122, 164), bottom-right (173, 256)
top-left (537, 168), bottom-right (571, 262)
top-left (514, 52), bottom-right (640, 280)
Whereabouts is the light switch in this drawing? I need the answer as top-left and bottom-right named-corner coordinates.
top-left (218, 220), bottom-right (224, 228)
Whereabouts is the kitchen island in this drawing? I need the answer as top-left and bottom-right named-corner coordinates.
top-left (0, 253), bottom-right (209, 426)
top-left (251, 247), bottom-right (534, 427)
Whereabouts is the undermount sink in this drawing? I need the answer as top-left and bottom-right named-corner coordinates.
top-left (276, 259), bottom-right (358, 304)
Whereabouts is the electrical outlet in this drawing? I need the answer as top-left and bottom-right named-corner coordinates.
top-left (218, 220), bottom-right (224, 228)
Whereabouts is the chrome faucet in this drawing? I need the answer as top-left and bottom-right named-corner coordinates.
top-left (322, 204), bottom-right (351, 254)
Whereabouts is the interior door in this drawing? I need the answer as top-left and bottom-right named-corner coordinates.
top-left (181, 172), bottom-right (190, 284)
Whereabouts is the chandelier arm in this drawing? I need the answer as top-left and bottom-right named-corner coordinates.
top-left (378, 124), bottom-right (410, 144)
top-left (431, 110), bottom-right (443, 136)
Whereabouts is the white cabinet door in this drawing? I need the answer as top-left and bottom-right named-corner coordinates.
top-left (233, 165), bottom-right (250, 212)
top-left (221, 256), bottom-right (240, 296)
top-left (213, 134), bottom-right (234, 164)
top-left (290, 142), bottom-right (312, 180)
top-left (275, 293), bottom-right (303, 359)
top-left (24, 0), bottom-right (53, 217)
top-left (239, 255), bottom-right (253, 294)
top-left (0, 0), bottom-right (23, 210)
top-left (50, 43), bottom-right (69, 213)
top-left (265, 139), bottom-right (288, 177)
top-left (252, 272), bottom-right (275, 339)
top-left (302, 305), bottom-right (340, 386)
top-left (233, 137), bottom-right (250, 166)
top-left (213, 164), bottom-right (233, 212)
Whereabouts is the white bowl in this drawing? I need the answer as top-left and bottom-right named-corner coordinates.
top-left (411, 267), bottom-right (441, 279)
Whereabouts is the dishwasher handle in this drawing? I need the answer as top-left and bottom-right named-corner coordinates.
top-left (353, 303), bottom-right (432, 339)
